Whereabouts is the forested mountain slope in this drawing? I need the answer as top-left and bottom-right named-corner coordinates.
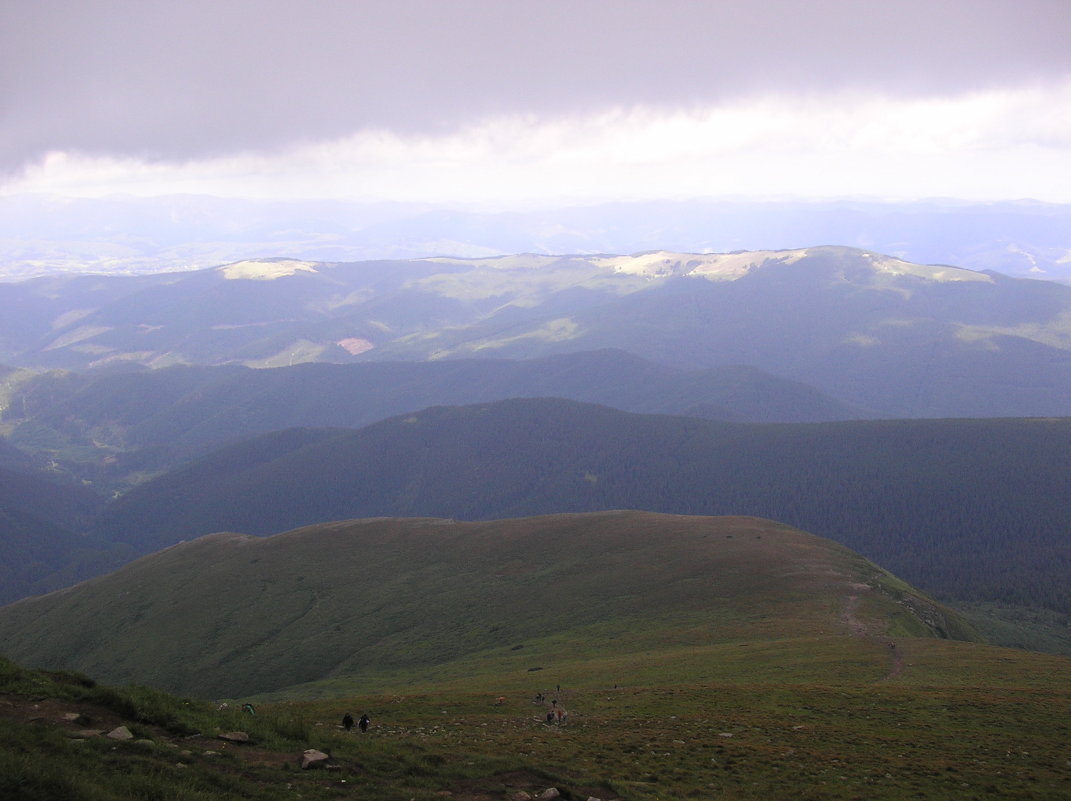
top-left (0, 349), bottom-right (857, 492)
top-left (0, 466), bottom-right (114, 604)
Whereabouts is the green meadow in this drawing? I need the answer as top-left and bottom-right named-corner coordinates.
top-left (4, 637), bottom-right (1070, 801)
top-left (2, 513), bottom-right (1069, 799)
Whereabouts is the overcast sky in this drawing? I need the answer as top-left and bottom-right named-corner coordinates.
top-left (3, 0), bottom-right (1070, 205)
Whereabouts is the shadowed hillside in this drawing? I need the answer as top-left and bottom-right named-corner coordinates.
top-left (0, 512), bottom-right (978, 698)
top-left (0, 349), bottom-right (857, 491)
top-left (0, 466), bottom-right (117, 604)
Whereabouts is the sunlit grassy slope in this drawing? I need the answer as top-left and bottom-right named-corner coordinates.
top-left (0, 512), bottom-right (978, 700)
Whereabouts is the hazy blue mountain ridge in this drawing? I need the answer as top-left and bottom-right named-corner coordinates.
top-left (4, 195), bottom-right (1070, 281)
top-left (1, 350), bottom-right (857, 492)
top-left (4, 246), bottom-right (1071, 418)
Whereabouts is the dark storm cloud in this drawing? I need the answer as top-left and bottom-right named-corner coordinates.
top-left (2, 0), bottom-right (1069, 172)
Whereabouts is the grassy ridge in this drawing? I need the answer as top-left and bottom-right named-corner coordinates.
top-left (0, 512), bottom-right (977, 699)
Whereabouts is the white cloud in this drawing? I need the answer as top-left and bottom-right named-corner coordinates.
top-left (6, 81), bottom-right (1071, 205)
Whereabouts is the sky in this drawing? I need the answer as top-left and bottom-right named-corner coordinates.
top-left (3, 0), bottom-right (1071, 206)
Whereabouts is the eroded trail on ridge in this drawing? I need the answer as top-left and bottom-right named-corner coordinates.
top-left (843, 593), bottom-right (904, 680)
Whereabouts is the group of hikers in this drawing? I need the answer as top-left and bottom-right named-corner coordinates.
top-left (535, 685), bottom-right (567, 724)
top-left (341, 712), bottom-right (370, 732)
top-left (337, 685), bottom-right (569, 734)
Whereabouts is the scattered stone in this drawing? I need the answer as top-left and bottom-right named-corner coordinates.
top-left (106, 726), bottom-right (134, 740)
top-left (537, 789), bottom-right (561, 800)
top-left (511, 792), bottom-right (533, 801)
top-left (61, 712), bottom-right (89, 725)
top-left (301, 748), bottom-right (330, 769)
top-left (219, 731), bottom-right (250, 743)
top-left (718, 732), bottom-right (734, 738)
top-left (71, 729), bottom-right (105, 738)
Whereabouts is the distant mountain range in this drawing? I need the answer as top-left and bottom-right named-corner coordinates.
top-left (4, 243), bottom-right (1071, 661)
top-left (3, 195), bottom-right (1070, 281)
top-left (0, 511), bottom-right (979, 697)
top-left (0, 349), bottom-right (855, 491)
top-left (4, 245), bottom-right (1071, 418)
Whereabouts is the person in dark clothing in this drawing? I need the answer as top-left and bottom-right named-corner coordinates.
top-left (359, 713), bottom-right (370, 732)
top-left (342, 713), bottom-right (354, 732)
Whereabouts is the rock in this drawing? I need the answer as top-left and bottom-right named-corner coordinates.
top-left (537, 790), bottom-right (561, 800)
top-left (511, 793), bottom-right (533, 801)
top-left (301, 748), bottom-right (330, 769)
top-left (62, 712), bottom-right (89, 725)
top-left (219, 731), bottom-right (251, 743)
top-left (72, 729), bottom-right (105, 738)
top-left (106, 726), bottom-right (134, 740)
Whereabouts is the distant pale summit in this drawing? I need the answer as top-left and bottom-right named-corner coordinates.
top-left (427, 246), bottom-right (993, 284)
top-left (220, 259), bottom-right (319, 280)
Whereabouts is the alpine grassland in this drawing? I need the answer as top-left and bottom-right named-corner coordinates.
top-left (3, 641), bottom-right (1070, 800)
top-left (0, 512), bottom-right (981, 698)
top-left (2, 512), bottom-right (1069, 798)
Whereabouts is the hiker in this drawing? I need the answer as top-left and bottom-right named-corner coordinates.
top-left (342, 712), bottom-right (354, 732)
top-left (359, 713), bottom-right (370, 732)
top-left (242, 702), bottom-right (256, 715)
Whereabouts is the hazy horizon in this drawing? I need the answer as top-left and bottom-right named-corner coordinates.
top-left (3, 0), bottom-right (1070, 206)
